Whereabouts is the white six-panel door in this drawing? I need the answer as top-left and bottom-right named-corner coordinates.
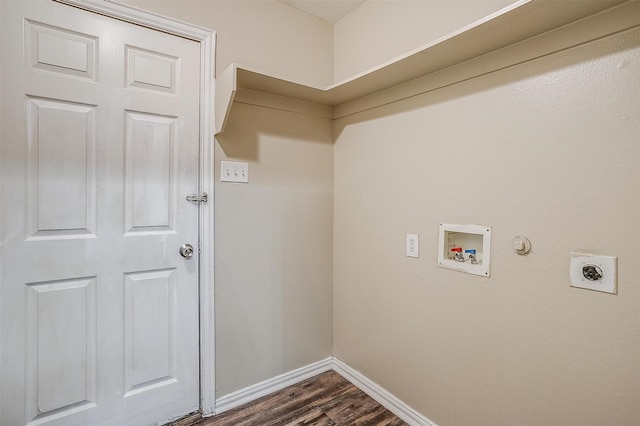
top-left (1, 1), bottom-right (201, 424)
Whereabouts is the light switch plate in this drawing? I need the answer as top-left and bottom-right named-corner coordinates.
top-left (221, 161), bottom-right (248, 183)
top-left (570, 252), bottom-right (617, 294)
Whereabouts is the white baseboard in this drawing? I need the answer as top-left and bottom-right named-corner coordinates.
top-left (332, 358), bottom-right (437, 426)
top-left (214, 357), bottom-right (333, 414)
top-left (213, 356), bottom-right (436, 426)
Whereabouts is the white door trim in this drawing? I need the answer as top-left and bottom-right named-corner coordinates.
top-left (53, 0), bottom-right (217, 416)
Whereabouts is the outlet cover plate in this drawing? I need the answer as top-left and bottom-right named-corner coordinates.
top-left (221, 161), bottom-right (248, 183)
top-left (570, 252), bottom-right (617, 294)
top-left (406, 234), bottom-right (419, 258)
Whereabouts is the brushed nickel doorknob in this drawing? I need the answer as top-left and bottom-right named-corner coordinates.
top-left (179, 243), bottom-right (194, 259)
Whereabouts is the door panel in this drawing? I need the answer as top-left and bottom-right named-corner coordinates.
top-left (26, 97), bottom-right (98, 239)
top-left (126, 47), bottom-right (178, 93)
top-left (1, 1), bottom-right (201, 425)
top-left (25, 19), bottom-right (98, 80)
top-left (124, 111), bottom-right (177, 234)
top-left (26, 277), bottom-right (98, 420)
top-left (124, 268), bottom-right (177, 394)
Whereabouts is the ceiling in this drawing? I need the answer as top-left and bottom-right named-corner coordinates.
top-left (278, 0), bottom-right (367, 24)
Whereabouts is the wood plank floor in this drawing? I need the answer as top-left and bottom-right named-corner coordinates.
top-left (198, 371), bottom-right (407, 426)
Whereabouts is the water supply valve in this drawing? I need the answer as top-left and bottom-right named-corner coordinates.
top-left (451, 247), bottom-right (464, 262)
top-left (465, 249), bottom-right (478, 264)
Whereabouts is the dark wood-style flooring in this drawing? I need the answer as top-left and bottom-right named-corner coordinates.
top-left (198, 371), bottom-right (407, 425)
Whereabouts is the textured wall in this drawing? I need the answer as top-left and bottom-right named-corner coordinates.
top-left (333, 0), bottom-right (514, 82)
top-left (215, 103), bottom-right (333, 396)
top-left (123, 0), bottom-right (334, 86)
top-left (333, 27), bottom-right (640, 426)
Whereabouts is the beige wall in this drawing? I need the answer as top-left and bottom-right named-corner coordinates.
top-left (215, 103), bottom-right (333, 396)
top-left (333, 26), bottom-right (640, 426)
top-left (123, 0), bottom-right (334, 86)
top-left (333, 0), bottom-right (515, 82)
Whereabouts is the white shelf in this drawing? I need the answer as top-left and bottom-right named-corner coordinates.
top-left (215, 0), bottom-right (632, 134)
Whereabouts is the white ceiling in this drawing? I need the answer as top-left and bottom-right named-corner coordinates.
top-left (278, 0), bottom-right (367, 24)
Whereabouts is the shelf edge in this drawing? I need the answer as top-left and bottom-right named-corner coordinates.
top-left (215, 0), bottom-right (637, 134)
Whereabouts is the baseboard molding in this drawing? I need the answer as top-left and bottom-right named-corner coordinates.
top-left (213, 356), bottom-right (436, 425)
top-left (214, 357), bottom-right (333, 415)
top-left (332, 358), bottom-right (437, 426)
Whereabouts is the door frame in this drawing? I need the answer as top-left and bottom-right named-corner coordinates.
top-left (53, 0), bottom-right (217, 416)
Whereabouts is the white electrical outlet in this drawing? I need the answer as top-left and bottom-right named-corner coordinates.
top-left (221, 161), bottom-right (248, 183)
top-left (406, 234), bottom-right (419, 258)
top-left (570, 252), bottom-right (617, 294)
